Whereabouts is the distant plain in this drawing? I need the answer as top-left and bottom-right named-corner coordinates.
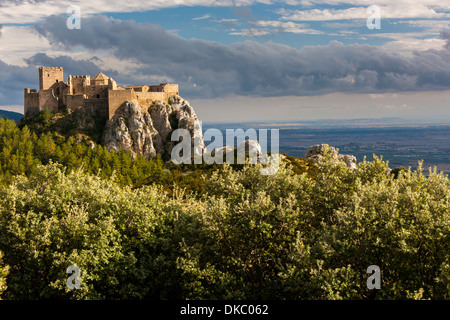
top-left (203, 118), bottom-right (450, 174)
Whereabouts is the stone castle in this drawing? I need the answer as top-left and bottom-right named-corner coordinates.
top-left (24, 67), bottom-right (179, 120)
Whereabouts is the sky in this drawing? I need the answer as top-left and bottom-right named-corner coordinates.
top-left (0, 0), bottom-right (450, 122)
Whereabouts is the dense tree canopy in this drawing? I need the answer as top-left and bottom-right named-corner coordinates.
top-left (0, 116), bottom-right (448, 300)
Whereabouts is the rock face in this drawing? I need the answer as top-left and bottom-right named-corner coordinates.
top-left (237, 140), bottom-right (262, 163)
top-left (338, 154), bottom-right (357, 170)
top-left (238, 140), bottom-right (262, 156)
top-left (102, 102), bottom-right (157, 159)
top-left (305, 144), bottom-right (357, 169)
top-left (102, 96), bottom-right (204, 160)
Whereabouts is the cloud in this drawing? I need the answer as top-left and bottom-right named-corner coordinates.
top-left (250, 20), bottom-right (323, 35)
top-left (381, 37), bottom-right (446, 56)
top-left (277, 1), bottom-right (450, 21)
top-left (229, 20), bottom-right (322, 37)
top-left (229, 28), bottom-right (269, 36)
top-left (193, 14), bottom-right (212, 21)
top-left (399, 20), bottom-right (450, 32)
top-left (0, 60), bottom-right (37, 106)
top-left (0, 26), bottom-right (51, 66)
top-left (3, 0), bottom-right (450, 26)
top-left (0, 0), bottom-right (283, 24)
top-left (32, 14), bottom-right (450, 100)
top-left (441, 31), bottom-right (450, 49)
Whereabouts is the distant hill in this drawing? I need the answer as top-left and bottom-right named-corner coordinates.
top-left (0, 110), bottom-right (23, 121)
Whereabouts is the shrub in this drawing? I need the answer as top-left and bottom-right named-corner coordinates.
top-left (0, 163), bottom-right (197, 299)
top-left (0, 155), bottom-right (448, 300)
top-left (0, 251), bottom-right (8, 299)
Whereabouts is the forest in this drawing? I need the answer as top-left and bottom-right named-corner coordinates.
top-left (0, 113), bottom-right (448, 300)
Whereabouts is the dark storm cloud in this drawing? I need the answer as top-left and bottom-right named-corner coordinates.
top-left (0, 60), bottom-right (34, 87)
top-left (0, 60), bottom-right (36, 106)
top-left (30, 14), bottom-right (450, 99)
top-left (441, 31), bottom-right (450, 49)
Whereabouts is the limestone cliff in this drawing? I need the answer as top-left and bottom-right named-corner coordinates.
top-left (102, 96), bottom-right (204, 160)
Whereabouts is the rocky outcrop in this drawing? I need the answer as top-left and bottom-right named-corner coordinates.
top-left (211, 140), bottom-right (263, 164)
top-left (102, 102), bottom-right (157, 159)
top-left (102, 97), bottom-right (204, 160)
top-left (237, 140), bottom-right (262, 163)
top-left (339, 154), bottom-right (357, 170)
top-left (238, 140), bottom-right (262, 157)
top-left (305, 144), bottom-right (357, 169)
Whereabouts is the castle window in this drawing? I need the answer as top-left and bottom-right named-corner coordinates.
top-left (56, 80), bottom-right (58, 83)
top-left (48, 74), bottom-right (50, 77)
top-left (97, 94), bottom-right (100, 98)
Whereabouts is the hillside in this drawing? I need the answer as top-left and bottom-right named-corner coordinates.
top-left (0, 105), bottom-right (448, 300)
top-left (0, 109), bottom-right (23, 122)
top-left (19, 96), bottom-right (203, 161)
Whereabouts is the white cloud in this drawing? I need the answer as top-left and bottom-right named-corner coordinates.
top-left (0, 26), bottom-right (51, 66)
top-left (0, 24), bottom-right (152, 77)
top-left (230, 28), bottom-right (270, 36)
top-left (193, 14), bottom-right (212, 20)
top-left (251, 20), bottom-right (322, 34)
top-left (381, 37), bottom-right (447, 55)
top-left (278, 5), bottom-right (450, 21)
top-left (217, 18), bottom-right (239, 23)
top-left (398, 19), bottom-right (450, 32)
top-left (2, 0), bottom-right (450, 24)
top-left (362, 31), bottom-right (447, 54)
top-left (229, 20), bottom-right (322, 36)
top-left (0, 0), bottom-right (279, 24)
top-left (277, 0), bottom-right (450, 21)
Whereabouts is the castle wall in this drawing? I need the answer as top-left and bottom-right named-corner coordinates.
top-left (38, 89), bottom-right (59, 113)
top-left (127, 85), bottom-right (149, 92)
top-left (83, 98), bottom-right (109, 120)
top-left (148, 84), bottom-right (164, 92)
top-left (66, 94), bottom-right (86, 111)
top-left (24, 89), bottom-right (40, 116)
top-left (25, 66), bottom-right (181, 122)
top-left (62, 86), bottom-right (71, 105)
top-left (49, 82), bottom-right (69, 108)
top-left (86, 85), bottom-right (109, 99)
top-left (148, 83), bottom-right (179, 101)
top-left (108, 89), bottom-right (136, 119)
top-left (39, 67), bottom-right (64, 91)
top-left (135, 92), bottom-right (165, 108)
top-left (163, 84), bottom-right (179, 97)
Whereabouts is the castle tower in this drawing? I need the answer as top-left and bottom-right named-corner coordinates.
top-left (39, 67), bottom-right (64, 90)
top-left (69, 75), bottom-right (90, 95)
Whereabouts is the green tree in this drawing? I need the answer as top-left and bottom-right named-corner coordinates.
top-left (0, 251), bottom-right (8, 299)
